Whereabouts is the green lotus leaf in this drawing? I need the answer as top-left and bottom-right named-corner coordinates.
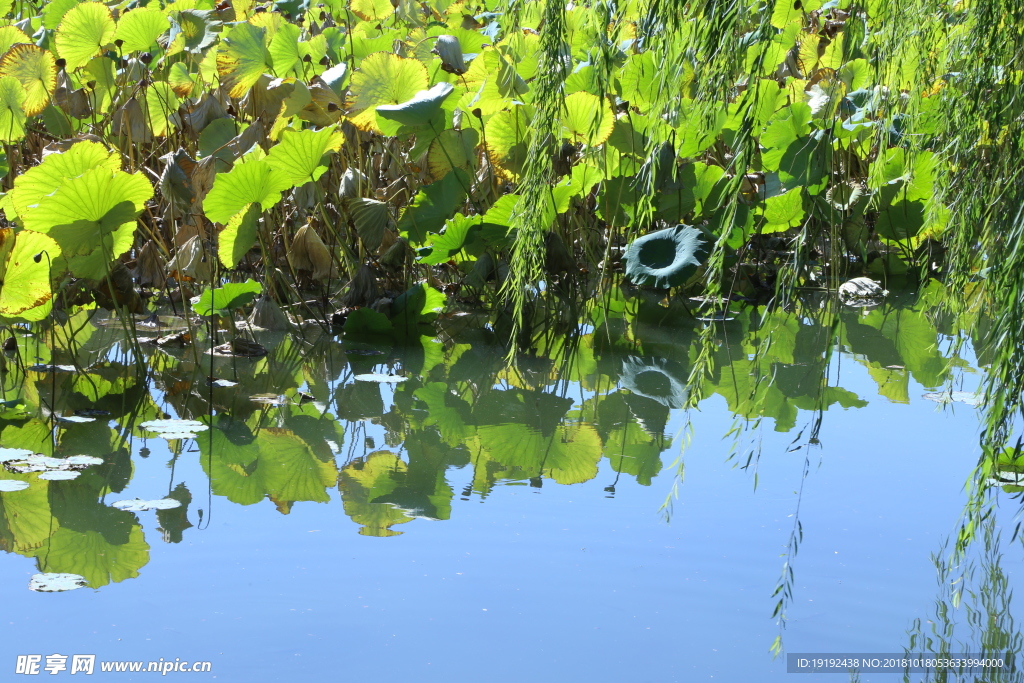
top-left (762, 186), bottom-right (805, 231)
top-left (390, 282), bottom-right (446, 336)
top-left (376, 82), bottom-right (454, 128)
top-left (561, 91), bottom-right (614, 146)
top-left (351, 0), bottom-right (396, 21)
top-left (203, 158), bottom-right (291, 224)
top-left (875, 199), bottom-right (927, 242)
top-left (0, 75), bottom-right (26, 142)
top-left (344, 307), bottom-right (394, 338)
top-left (349, 198), bottom-right (390, 252)
top-left (266, 127), bottom-right (344, 187)
top-left (485, 106), bottom-right (531, 180)
top-left (0, 230), bottom-right (60, 321)
top-left (11, 141), bottom-right (120, 219)
top-left (144, 81), bottom-right (179, 137)
top-left (24, 178), bottom-right (149, 279)
top-left (216, 22), bottom-right (270, 98)
top-left (193, 279), bottom-right (262, 316)
top-left (419, 213), bottom-right (481, 265)
top-left (170, 9), bottom-right (219, 54)
top-left (268, 21), bottom-right (301, 77)
top-left (623, 225), bottom-right (708, 289)
top-left (346, 52), bottom-right (428, 133)
top-left (56, 2), bottom-right (117, 71)
top-left (0, 44), bottom-right (57, 117)
top-left (0, 26), bottom-right (31, 59)
top-left (397, 169), bottom-right (470, 245)
top-left (427, 128), bottom-right (478, 180)
top-left (42, 0), bottom-right (78, 30)
top-left (218, 203), bottom-right (260, 268)
top-left (115, 6), bottom-right (170, 53)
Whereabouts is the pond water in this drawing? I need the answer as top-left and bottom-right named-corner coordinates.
top-left (1, 283), bottom-right (1021, 682)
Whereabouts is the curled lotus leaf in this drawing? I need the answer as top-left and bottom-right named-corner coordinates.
top-left (376, 82), bottom-right (455, 128)
top-left (623, 225), bottom-right (709, 289)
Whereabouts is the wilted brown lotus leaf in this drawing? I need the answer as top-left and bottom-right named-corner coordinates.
top-left (54, 70), bottom-right (91, 119)
top-left (166, 235), bottom-right (212, 282)
top-left (337, 263), bottom-right (381, 308)
top-left (290, 224), bottom-right (338, 281)
top-left (133, 240), bottom-right (167, 287)
top-left (112, 97), bottom-right (152, 144)
top-left (182, 90), bottom-right (228, 133)
top-left (247, 295), bottom-right (292, 331)
top-left (160, 148), bottom-right (198, 212)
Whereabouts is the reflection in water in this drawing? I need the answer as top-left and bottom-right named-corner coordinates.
top-left (0, 280), bottom-right (1015, 665)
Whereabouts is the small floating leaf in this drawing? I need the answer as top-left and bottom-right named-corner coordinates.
top-left (111, 498), bottom-right (183, 512)
top-left (140, 419), bottom-right (209, 437)
top-left (29, 572), bottom-right (88, 592)
top-left (38, 470), bottom-right (81, 480)
top-left (0, 447), bottom-right (32, 462)
top-left (57, 415), bottom-right (96, 423)
top-left (0, 479), bottom-right (29, 492)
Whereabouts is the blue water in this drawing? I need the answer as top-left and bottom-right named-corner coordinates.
top-left (1, 339), bottom-right (1010, 682)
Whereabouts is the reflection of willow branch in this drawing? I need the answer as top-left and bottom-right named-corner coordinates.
top-left (770, 453), bottom-right (808, 659)
top-left (659, 414), bottom-right (691, 522)
top-left (905, 519), bottom-right (1024, 683)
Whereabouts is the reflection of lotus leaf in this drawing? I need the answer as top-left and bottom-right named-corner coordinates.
top-left (619, 356), bottom-right (687, 409)
top-left (623, 225), bottom-right (708, 289)
top-left (29, 572), bottom-right (88, 592)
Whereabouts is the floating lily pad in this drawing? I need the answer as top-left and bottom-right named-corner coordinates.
top-left (111, 498), bottom-right (183, 512)
top-left (0, 447), bottom-right (32, 462)
top-left (29, 572), bottom-right (88, 592)
top-left (208, 378), bottom-right (239, 387)
top-left (38, 470), bottom-right (81, 480)
top-left (140, 419), bottom-right (209, 439)
top-left (4, 454), bottom-right (102, 474)
top-left (354, 373), bottom-right (409, 383)
top-left (0, 479), bottom-right (29, 492)
top-left (922, 391), bottom-right (982, 407)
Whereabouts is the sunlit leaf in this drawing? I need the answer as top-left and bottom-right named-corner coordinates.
top-left (0, 231), bottom-right (60, 321)
top-left (115, 6), bottom-right (170, 53)
top-left (216, 22), bottom-right (269, 98)
top-left (346, 52), bottom-right (428, 133)
top-left (266, 127), bottom-right (343, 186)
top-left (193, 279), bottom-right (262, 315)
top-left (218, 203), bottom-right (260, 268)
top-left (561, 91), bottom-right (614, 146)
top-left (427, 128), bottom-right (478, 180)
top-left (55, 2), bottom-right (117, 71)
top-left (0, 44), bottom-right (56, 117)
top-left (204, 158), bottom-right (291, 223)
top-left (0, 75), bottom-right (26, 142)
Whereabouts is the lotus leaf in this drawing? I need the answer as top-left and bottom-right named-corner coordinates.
top-left (623, 225), bottom-right (708, 289)
top-left (377, 82), bottom-right (455, 128)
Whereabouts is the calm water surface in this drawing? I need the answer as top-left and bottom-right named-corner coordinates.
top-left (1, 286), bottom-right (1019, 682)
